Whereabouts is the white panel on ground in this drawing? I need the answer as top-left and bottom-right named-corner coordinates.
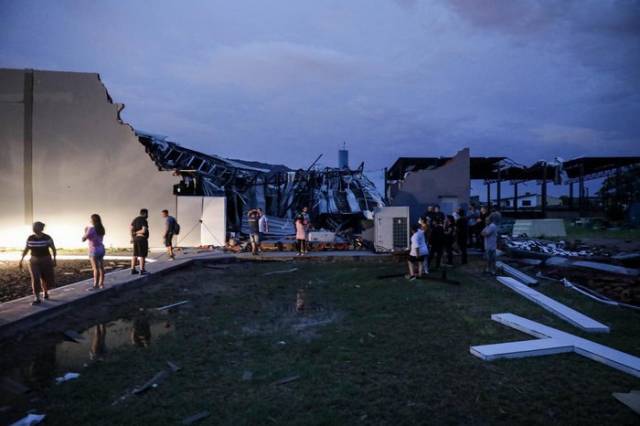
top-left (496, 276), bottom-right (610, 333)
top-left (176, 196), bottom-right (202, 247)
top-left (495, 261), bottom-right (538, 285)
top-left (470, 338), bottom-right (573, 360)
top-left (470, 313), bottom-right (640, 378)
top-left (201, 197), bottom-right (226, 247)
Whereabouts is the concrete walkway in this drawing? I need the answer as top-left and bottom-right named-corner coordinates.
top-left (0, 251), bottom-right (234, 339)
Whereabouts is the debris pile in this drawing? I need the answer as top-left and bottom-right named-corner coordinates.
top-left (504, 237), bottom-right (599, 258)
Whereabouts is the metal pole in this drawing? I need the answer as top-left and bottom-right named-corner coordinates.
top-left (497, 169), bottom-right (502, 211)
top-left (514, 182), bottom-right (518, 215)
top-left (541, 164), bottom-right (547, 216)
top-left (569, 181), bottom-right (574, 210)
top-left (486, 181), bottom-right (491, 211)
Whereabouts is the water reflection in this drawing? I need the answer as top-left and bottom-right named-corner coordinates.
top-left (1, 316), bottom-right (174, 425)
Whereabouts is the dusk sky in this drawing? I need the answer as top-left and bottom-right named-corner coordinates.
top-left (1, 0), bottom-right (639, 196)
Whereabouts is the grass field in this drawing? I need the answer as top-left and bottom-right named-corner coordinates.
top-left (4, 259), bottom-right (640, 425)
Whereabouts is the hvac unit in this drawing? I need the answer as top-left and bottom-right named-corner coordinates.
top-left (373, 206), bottom-right (410, 253)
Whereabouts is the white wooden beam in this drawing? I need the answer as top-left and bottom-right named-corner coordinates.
top-left (496, 261), bottom-right (538, 285)
top-left (496, 276), bottom-right (610, 333)
top-left (470, 313), bottom-right (640, 378)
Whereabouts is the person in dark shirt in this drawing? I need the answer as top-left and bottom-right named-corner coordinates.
top-left (443, 215), bottom-right (455, 265)
top-left (130, 208), bottom-right (149, 274)
top-left (433, 205), bottom-right (445, 224)
top-left (247, 208), bottom-right (260, 255)
top-left (19, 221), bottom-right (57, 305)
top-left (477, 206), bottom-right (488, 250)
top-left (428, 219), bottom-right (444, 270)
top-left (161, 209), bottom-right (177, 260)
top-left (455, 208), bottom-right (468, 264)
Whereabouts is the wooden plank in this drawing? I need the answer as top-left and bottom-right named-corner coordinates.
top-left (496, 276), bottom-right (610, 333)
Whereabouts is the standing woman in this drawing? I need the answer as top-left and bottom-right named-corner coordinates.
top-left (295, 214), bottom-right (306, 256)
top-left (19, 222), bottom-right (57, 305)
top-left (82, 214), bottom-right (106, 290)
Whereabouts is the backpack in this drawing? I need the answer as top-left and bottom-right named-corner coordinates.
top-left (173, 221), bottom-right (180, 235)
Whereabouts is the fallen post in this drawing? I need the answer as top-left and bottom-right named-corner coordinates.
top-left (496, 261), bottom-right (538, 285)
top-left (156, 301), bottom-right (190, 311)
top-left (612, 390), bottom-right (640, 415)
top-left (496, 276), bottom-right (609, 333)
top-left (470, 313), bottom-right (640, 378)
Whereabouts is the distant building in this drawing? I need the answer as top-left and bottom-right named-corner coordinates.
top-left (496, 193), bottom-right (561, 209)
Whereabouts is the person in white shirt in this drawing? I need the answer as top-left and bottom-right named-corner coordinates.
top-left (407, 225), bottom-right (428, 280)
top-left (257, 208), bottom-right (268, 253)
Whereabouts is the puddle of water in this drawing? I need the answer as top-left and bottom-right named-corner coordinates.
top-left (0, 315), bottom-right (174, 423)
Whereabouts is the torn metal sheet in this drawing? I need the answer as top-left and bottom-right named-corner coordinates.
top-left (136, 130), bottom-right (385, 234)
top-left (496, 276), bottom-right (610, 333)
top-left (471, 313), bottom-right (640, 378)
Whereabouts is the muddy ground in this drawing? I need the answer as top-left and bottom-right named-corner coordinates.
top-left (0, 260), bottom-right (131, 303)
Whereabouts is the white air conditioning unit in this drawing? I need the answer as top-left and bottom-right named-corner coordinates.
top-left (373, 206), bottom-right (410, 253)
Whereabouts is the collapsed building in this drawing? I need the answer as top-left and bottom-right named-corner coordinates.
top-left (136, 131), bottom-right (385, 237)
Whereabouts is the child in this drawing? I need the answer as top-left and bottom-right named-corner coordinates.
top-left (295, 215), bottom-right (306, 256)
top-left (83, 214), bottom-right (106, 290)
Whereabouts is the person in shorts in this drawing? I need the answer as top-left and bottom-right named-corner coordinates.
top-left (19, 221), bottom-right (57, 305)
top-left (161, 209), bottom-right (177, 260)
top-left (407, 225), bottom-right (428, 280)
top-left (247, 208), bottom-right (260, 255)
top-left (130, 209), bottom-right (149, 274)
top-left (82, 214), bottom-right (106, 290)
top-left (481, 213), bottom-right (499, 275)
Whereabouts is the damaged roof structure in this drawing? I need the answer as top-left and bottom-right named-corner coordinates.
top-left (136, 131), bottom-right (385, 235)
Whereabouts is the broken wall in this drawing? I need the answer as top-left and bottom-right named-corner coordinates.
top-left (0, 69), bottom-right (177, 248)
top-left (389, 148), bottom-right (470, 224)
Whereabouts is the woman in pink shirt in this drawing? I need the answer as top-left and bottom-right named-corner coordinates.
top-left (82, 214), bottom-right (106, 290)
top-left (295, 215), bottom-right (307, 256)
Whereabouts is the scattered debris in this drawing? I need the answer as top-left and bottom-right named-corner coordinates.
top-left (156, 300), bottom-right (190, 311)
top-left (496, 261), bottom-right (538, 286)
top-left (272, 375), bottom-right (301, 386)
top-left (471, 313), bottom-right (640, 378)
top-left (497, 276), bottom-right (609, 332)
top-left (63, 329), bottom-right (85, 343)
top-left (571, 261), bottom-right (639, 277)
top-left (132, 370), bottom-right (170, 395)
top-left (55, 372), bottom-right (80, 384)
top-left (0, 377), bottom-right (30, 394)
top-left (277, 341), bottom-right (287, 345)
top-left (166, 361), bottom-right (182, 372)
top-left (203, 264), bottom-right (230, 270)
top-left (263, 268), bottom-right (299, 276)
top-left (296, 289), bottom-right (305, 312)
top-left (181, 411), bottom-right (210, 425)
top-left (9, 413), bottom-right (45, 426)
top-left (612, 390), bottom-right (640, 415)
top-left (241, 371), bottom-right (253, 381)
top-left (561, 278), bottom-right (640, 311)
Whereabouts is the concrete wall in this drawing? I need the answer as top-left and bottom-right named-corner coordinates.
top-left (389, 148), bottom-right (470, 224)
top-left (0, 69), bottom-right (177, 248)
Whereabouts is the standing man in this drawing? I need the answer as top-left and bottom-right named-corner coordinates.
top-left (433, 205), bottom-right (445, 224)
top-left (301, 206), bottom-right (311, 254)
top-left (247, 208), bottom-right (260, 255)
top-left (455, 208), bottom-right (468, 265)
top-left (428, 219), bottom-right (444, 271)
top-left (130, 208), bottom-right (149, 275)
top-left (477, 206), bottom-right (489, 250)
top-left (257, 208), bottom-right (269, 253)
top-left (161, 209), bottom-right (177, 260)
top-left (481, 213), bottom-right (499, 275)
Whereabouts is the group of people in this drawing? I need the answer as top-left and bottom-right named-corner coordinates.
top-left (19, 208), bottom-right (179, 305)
top-left (247, 206), bottom-right (311, 256)
top-left (407, 204), bottom-right (500, 280)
